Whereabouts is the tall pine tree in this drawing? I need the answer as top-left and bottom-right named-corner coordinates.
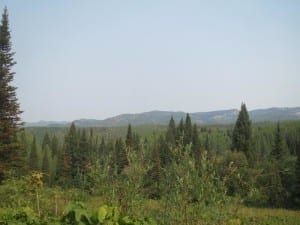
top-left (192, 124), bottom-right (201, 168)
top-left (232, 103), bottom-right (252, 157)
top-left (0, 7), bottom-right (23, 183)
top-left (41, 145), bottom-right (50, 185)
top-left (58, 122), bottom-right (78, 186)
top-left (115, 138), bottom-right (128, 174)
top-left (125, 124), bottom-right (133, 150)
top-left (175, 118), bottom-right (184, 146)
top-left (183, 113), bottom-right (193, 146)
top-left (166, 116), bottom-right (176, 146)
top-left (29, 137), bottom-right (39, 172)
top-left (271, 122), bottom-right (286, 160)
top-left (294, 152), bottom-right (300, 207)
top-left (42, 133), bottom-right (51, 150)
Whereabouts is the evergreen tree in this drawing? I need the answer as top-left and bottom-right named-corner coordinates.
top-left (125, 124), bottom-right (133, 150)
top-left (50, 135), bottom-right (59, 157)
top-left (41, 145), bottom-right (50, 185)
top-left (0, 7), bottom-right (23, 183)
top-left (192, 124), bottom-right (201, 168)
top-left (132, 132), bottom-right (141, 152)
top-left (232, 103), bottom-right (252, 156)
top-left (271, 122), bottom-right (286, 160)
top-left (205, 134), bottom-right (210, 151)
top-left (144, 143), bottom-right (161, 199)
top-left (29, 137), bottom-right (39, 171)
top-left (176, 118), bottom-right (184, 145)
top-left (166, 116), bottom-right (176, 146)
top-left (115, 138), bottom-right (128, 174)
top-left (293, 153), bottom-right (300, 208)
top-left (61, 122), bottom-right (78, 186)
top-left (98, 137), bottom-right (106, 160)
top-left (42, 132), bottom-right (51, 150)
top-left (183, 113), bottom-right (193, 146)
top-left (75, 129), bottom-right (89, 187)
top-left (79, 130), bottom-right (89, 170)
top-left (158, 135), bottom-right (172, 167)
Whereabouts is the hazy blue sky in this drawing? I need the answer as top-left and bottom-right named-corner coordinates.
top-left (0, 1), bottom-right (299, 122)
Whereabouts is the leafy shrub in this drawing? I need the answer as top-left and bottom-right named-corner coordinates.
top-left (61, 202), bottom-right (158, 225)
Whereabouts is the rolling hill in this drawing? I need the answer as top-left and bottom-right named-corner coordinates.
top-left (25, 107), bottom-right (300, 127)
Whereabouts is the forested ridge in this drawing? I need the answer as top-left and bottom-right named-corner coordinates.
top-left (0, 7), bottom-right (300, 225)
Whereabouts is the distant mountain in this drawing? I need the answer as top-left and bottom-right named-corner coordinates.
top-left (24, 120), bottom-right (69, 127)
top-left (25, 107), bottom-right (300, 127)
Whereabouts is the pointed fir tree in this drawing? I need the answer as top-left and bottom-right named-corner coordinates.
top-left (61, 122), bottom-right (78, 186)
top-left (132, 132), bottom-right (141, 151)
top-left (98, 137), bottom-right (106, 161)
top-left (183, 113), bottom-right (193, 146)
top-left (42, 132), bottom-right (51, 150)
top-left (144, 143), bottom-right (161, 199)
top-left (232, 103), bottom-right (252, 156)
top-left (78, 130), bottom-right (89, 177)
top-left (41, 145), bottom-right (50, 185)
top-left (29, 137), bottom-right (39, 171)
top-left (192, 124), bottom-right (201, 168)
top-left (50, 135), bottom-right (59, 157)
top-left (271, 122), bottom-right (287, 160)
top-left (115, 138), bottom-right (128, 174)
top-left (158, 135), bottom-right (172, 167)
top-left (294, 150), bottom-right (300, 207)
top-left (125, 124), bottom-right (133, 150)
top-left (166, 116), bottom-right (176, 146)
top-left (0, 7), bottom-right (23, 183)
top-left (205, 133), bottom-right (210, 152)
top-left (176, 118), bottom-right (184, 145)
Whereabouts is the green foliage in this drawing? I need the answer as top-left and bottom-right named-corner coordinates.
top-left (0, 7), bottom-right (23, 183)
top-left (293, 152), bottom-right (300, 207)
top-left (183, 113), bottom-right (193, 146)
top-left (61, 203), bottom-right (158, 225)
top-left (165, 116), bottom-right (176, 146)
top-left (232, 103), bottom-right (252, 157)
top-left (115, 138), bottom-right (129, 174)
top-left (144, 144), bottom-right (161, 199)
top-left (29, 138), bottom-right (39, 172)
top-left (192, 124), bottom-right (201, 168)
top-left (125, 124), bottom-right (133, 150)
top-left (271, 122), bottom-right (288, 160)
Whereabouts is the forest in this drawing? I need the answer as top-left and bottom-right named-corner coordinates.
top-left (0, 6), bottom-right (300, 225)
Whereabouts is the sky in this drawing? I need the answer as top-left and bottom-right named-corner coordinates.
top-left (0, 1), bottom-right (299, 122)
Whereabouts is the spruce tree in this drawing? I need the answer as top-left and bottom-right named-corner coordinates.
top-left (77, 130), bottom-right (89, 178)
top-left (61, 122), bottom-right (78, 186)
top-left (144, 143), bottom-right (161, 199)
top-left (132, 132), bottom-right (141, 151)
top-left (166, 116), bottom-right (176, 146)
top-left (158, 135), bottom-right (172, 166)
top-left (41, 145), bottom-right (50, 184)
top-left (115, 138), bottom-right (128, 174)
top-left (294, 151), bottom-right (300, 207)
top-left (29, 137), bottom-right (39, 171)
top-left (183, 113), bottom-right (193, 146)
top-left (98, 137), bottom-right (106, 160)
top-left (271, 122), bottom-right (286, 160)
top-left (42, 133), bottom-right (51, 150)
top-left (0, 7), bottom-right (23, 182)
top-left (50, 135), bottom-right (59, 157)
top-left (176, 118), bottom-right (184, 145)
top-left (192, 124), bottom-right (201, 168)
top-left (232, 103), bottom-right (252, 156)
top-left (125, 124), bottom-right (133, 150)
